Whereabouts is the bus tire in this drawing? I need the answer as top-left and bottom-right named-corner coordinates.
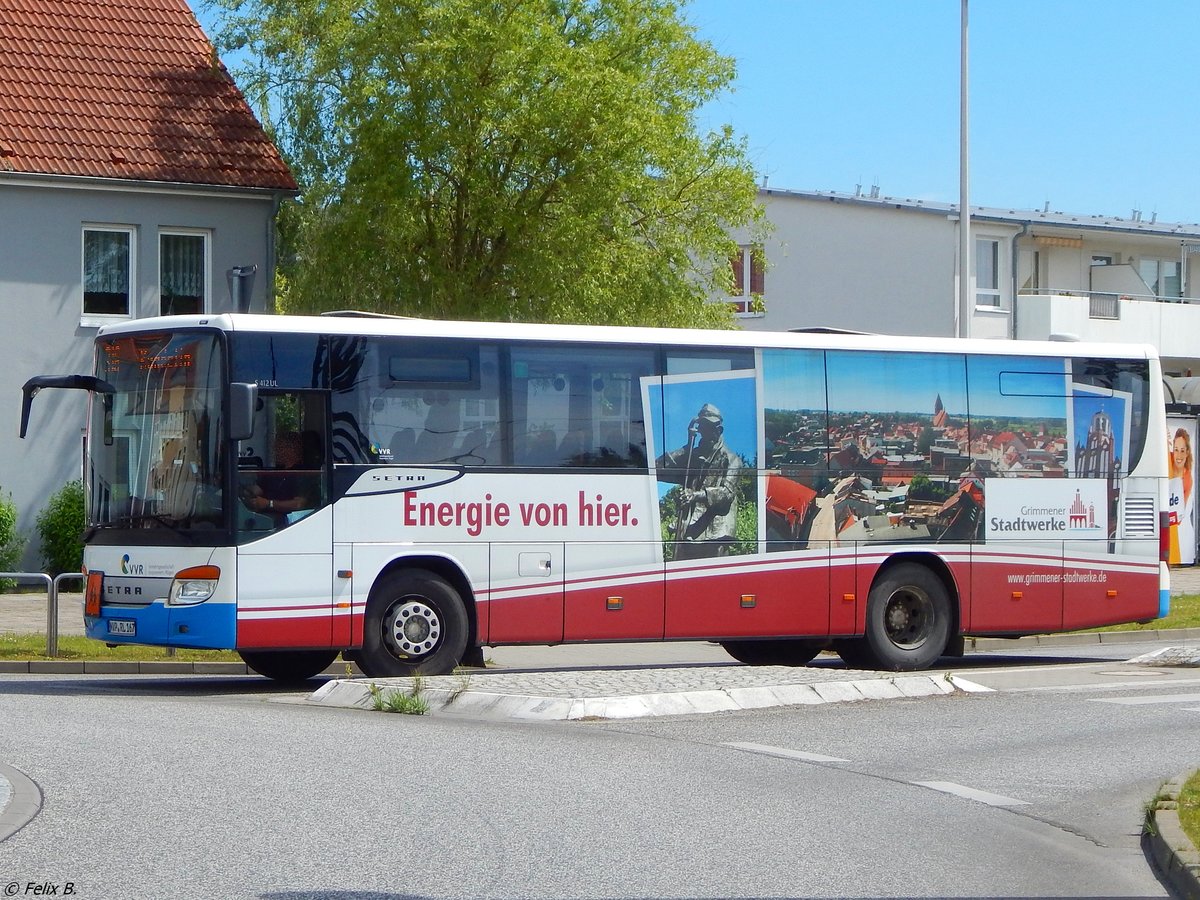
top-left (239, 649), bottom-right (338, 682)
top-left (859, 563), bottom-right (952, 671)
top-left (832, 638), bottom-right (874, 669)
top-left (360, 569), bottom-right (469, 677)
top-left (720, 639), bottom-right (824, 667)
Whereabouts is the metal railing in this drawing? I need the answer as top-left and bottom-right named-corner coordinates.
top-left (1088, 293), bottom-right (1120, 319)
top-left (0, 571), bottom-right (85, 657)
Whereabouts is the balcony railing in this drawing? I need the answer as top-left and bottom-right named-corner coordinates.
top-left (1089, 293), bottom-right (1120, 319)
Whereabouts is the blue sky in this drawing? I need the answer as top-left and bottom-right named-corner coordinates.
top-left (684, 0), bottom-right (1200, 224)
top-left (192, 0), bottom-right (1200, 225)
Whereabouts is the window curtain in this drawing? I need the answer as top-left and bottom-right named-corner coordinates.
top-left (161, 234), bottom-right (205, 315)
top-left (84, 230), bottom-right (130, 314)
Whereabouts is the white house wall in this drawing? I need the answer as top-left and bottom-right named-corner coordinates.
top-left (738, 194), bottom-right (957, 336)
top-left (0, 181), bottom-right (277, 566)
top-left (731, 189), bottom-right (1200, 375)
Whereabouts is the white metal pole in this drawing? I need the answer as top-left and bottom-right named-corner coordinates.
top-left (958, 0), bottom-right (970, 338)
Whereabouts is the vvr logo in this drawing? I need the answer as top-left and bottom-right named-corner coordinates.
top-left (120, 554), bottom-right (144, 575)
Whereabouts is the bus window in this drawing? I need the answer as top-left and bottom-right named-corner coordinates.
top-left (1072, 357), bottom-right (1150, 475)
top-left (236, 391), bottom-right (328, 537)
top-left (331, 337), bottom-right (503, 466)
top-left (665, 348), bottom-right (754, 375)
top-left (826, 350), bottom-right (968, 480)
top-left (966, 355), bottom-right (1069, 477)
top-left (509, 344), bottom-right (655, 468)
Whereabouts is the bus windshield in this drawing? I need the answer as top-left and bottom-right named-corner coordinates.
top-left (87, 331), bottom-right (225, 534)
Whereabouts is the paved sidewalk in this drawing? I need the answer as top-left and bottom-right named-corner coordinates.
top-left (0, 591), bottom-right (85, 639)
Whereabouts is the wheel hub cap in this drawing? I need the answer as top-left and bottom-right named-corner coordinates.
top-left (387, 599), bottom-right (442, 658)
top-left (885, 589), bottom-right (932, 649)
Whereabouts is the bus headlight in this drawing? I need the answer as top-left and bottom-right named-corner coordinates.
top-left (169, 565), bottom-right (220, 605)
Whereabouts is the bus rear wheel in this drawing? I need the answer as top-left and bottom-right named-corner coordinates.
top-left (359, 569), bottom-right (469, 677)
top-left (720, 639), bottom-right (824, 666)
top-left (856, 563), bottom-right (952, 671)
top-left (239, 649), bottom-right (338, 682)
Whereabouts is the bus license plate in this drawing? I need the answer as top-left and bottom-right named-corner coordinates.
top-left (107, 619), bottom-right (136, 636)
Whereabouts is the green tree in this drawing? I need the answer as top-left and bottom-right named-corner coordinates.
top-left (212, 0), bottom-right (765, 326)
top-left (36, 480), bottom-right (84, 577)
top-left (0, 489), bottom-right (25, 589)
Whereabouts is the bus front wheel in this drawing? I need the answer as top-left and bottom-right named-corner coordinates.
top-left (360, 569), bottom-right (469, 677)
top-left (239, 649), bottom-right (338, 682)
top-left (721, 639), bottom-right (824, 667)
top-left (855, 563), bottom-right (952, 671)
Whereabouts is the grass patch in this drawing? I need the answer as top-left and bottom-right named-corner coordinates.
top-left (0, 632), bottom-right (240, 662)
top-left (1181, 769), bottom-right (1200, 849)
top-left (368, 678), bottom-right (429, 715)
top-left (1090, 592), bottom-right (1200, 632)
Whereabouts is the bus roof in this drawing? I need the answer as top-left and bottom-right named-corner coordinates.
top-left (96, 312), bottom-right (1159, 361)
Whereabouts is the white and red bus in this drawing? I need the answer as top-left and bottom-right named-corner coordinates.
top-left (21, 314), bottom-right (1171, 681)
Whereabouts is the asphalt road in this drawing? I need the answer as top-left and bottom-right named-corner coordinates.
top-left (1, 641), bottom-right (1197, 899)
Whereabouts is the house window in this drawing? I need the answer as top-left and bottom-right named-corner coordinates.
top-left (728, 244), bottom-right (764, 316)
top-left (975, 238), bottom-right (1000, 307)
top-left (1019, 248), bottom-right (1040, 291)
top-left (1138, 258), bottom-right (1181, 299)
top-left (83, 226), bottom-right (135, 318)
top-left (160, 231), bottom-right (209, 315)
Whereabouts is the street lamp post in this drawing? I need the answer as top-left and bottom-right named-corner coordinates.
top-left (958, 0), bottom-right (970, 338)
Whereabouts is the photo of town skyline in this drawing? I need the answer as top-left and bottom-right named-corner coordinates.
top-left (759, 349), bottom-right (1078, 551)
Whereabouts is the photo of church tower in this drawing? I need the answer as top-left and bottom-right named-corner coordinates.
top-left (1076, 408), bottom-right (1117, 478)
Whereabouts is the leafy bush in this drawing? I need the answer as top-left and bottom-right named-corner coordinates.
top-left (36, 480), bottom-right (84, 576)
top-left (0, 490), bottom-right (26, 590)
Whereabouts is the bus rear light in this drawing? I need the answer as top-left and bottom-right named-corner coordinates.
top-left (169, 565), bottom-right (220, 606)
top-left (85, 571), bottom-right (103, 617)
top-left (1161, 511), bottom-right (1172, 562)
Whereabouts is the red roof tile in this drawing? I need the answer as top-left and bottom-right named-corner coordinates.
top-left (0, 0), bottom-right (296, 190)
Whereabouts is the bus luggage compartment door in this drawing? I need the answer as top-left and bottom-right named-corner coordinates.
top-left (487, 543), bottom-right (564, 644)
top-left (564, 542), bottom-right (664, 640)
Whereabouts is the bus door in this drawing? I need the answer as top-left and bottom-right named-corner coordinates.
top-left (235, 391), bottom-right (337, 649)
top-left (487, 543), bottom-right (564, 644)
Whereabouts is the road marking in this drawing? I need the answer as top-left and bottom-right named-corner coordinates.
top-left (1088, 692), bottom-right (1200, 706)
top-left (1000, 677), bottom-right (1200, 694)
top-left (912, 781), bottom-right (1029, 807)
top-left (723, 742), bottom-right (849, 763)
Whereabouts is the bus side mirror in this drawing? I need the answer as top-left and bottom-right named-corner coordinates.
top-left (20, 374), bottom-right (114, 439)
top-left (229, 383), bottom-right (258, 442)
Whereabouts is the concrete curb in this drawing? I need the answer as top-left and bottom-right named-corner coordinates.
top-left (970, 626), bottom-right (1200, 651)
top-left (1146, 773), bottom-right (1200, 900)
top-left (0, 761), bottom-right (42, 843)
top-left (308, 672), bottom-right (994, 721)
